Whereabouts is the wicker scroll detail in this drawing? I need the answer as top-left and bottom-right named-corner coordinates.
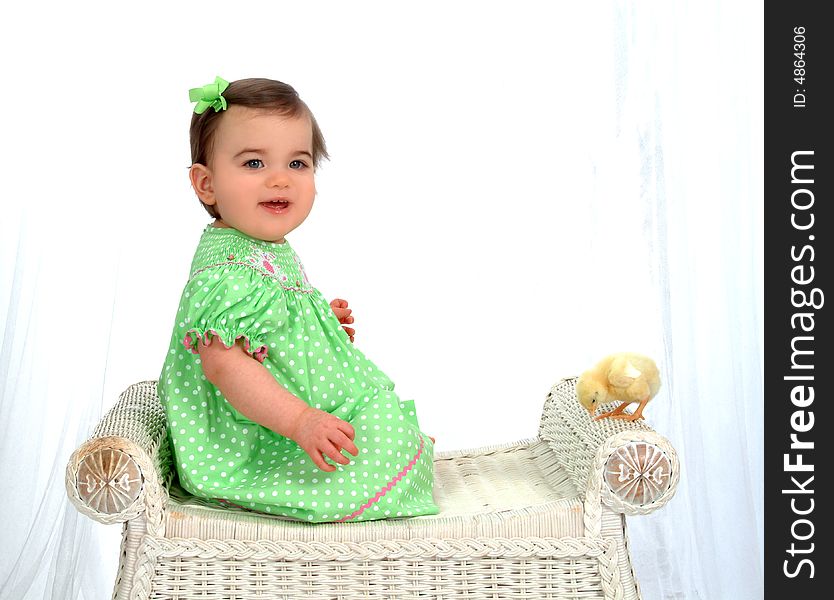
top-left (538, 377), bottom-right (655, 499)
top-left (604, 442), bottom-right (671, 506)
top-left (64, 381), bottom-right (171, 536)
top-left (584, 431), bottom-right (680, 537)
top-left (77, 448), bottom-right (143, 513)
top-left (65, 436), bottom-right (152, 527)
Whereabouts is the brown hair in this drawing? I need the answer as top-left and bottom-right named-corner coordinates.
top-left (189, 78), bottom-right (329, 219)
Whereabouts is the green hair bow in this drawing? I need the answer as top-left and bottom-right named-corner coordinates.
top-left (189, 76), bottom-right (230, 114)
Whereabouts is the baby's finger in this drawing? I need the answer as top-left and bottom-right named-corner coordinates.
top-left (342, 326), bottom-right (355, 337)
top-left (336, 419), bottom-right (356, 441)
top-left (335, 310), bottom-right (352, 322)
top-left (310, 448), bottom-right (336, 472)
top-left (334, 431), bottom-right (360, 457)
top-left (322, 441), bottom-right (351, 466)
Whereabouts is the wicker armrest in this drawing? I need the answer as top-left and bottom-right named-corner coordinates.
top-left (539, 377), bottom-right (680, 517)
top-left (65, 381), bottom-right (172, 529)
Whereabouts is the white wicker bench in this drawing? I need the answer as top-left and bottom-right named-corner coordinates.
top-left (66, 377), bottom-right (679, 600)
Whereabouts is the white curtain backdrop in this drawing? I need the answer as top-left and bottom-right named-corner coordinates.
top-left (0, 1), bottom-right (762, 598)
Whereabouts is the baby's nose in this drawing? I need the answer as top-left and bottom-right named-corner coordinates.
top-left (267, 170), bottom-right (291, 187)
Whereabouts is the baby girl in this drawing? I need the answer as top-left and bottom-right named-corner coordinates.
top-left (157, 76), bottom-right (438, 523)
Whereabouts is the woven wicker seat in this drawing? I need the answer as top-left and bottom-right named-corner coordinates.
top-left (66, 377), bottom-right (679, 600)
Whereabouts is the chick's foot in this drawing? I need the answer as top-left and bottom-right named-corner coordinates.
top-left (607, 412), bottom-right (645, 421)
top-left (593, 402), bottom-right (629, 421)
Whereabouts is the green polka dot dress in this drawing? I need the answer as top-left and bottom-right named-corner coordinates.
top-left (158, 225), bottom-right (439, 523)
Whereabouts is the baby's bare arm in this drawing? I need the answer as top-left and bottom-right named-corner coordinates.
top-left (197, 337), bottom-right (309, 438)
top-left (197, 337), bottom-right (358, 471)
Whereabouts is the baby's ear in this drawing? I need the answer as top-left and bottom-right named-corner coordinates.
top-left (189, 163), bottom-right (216, 206)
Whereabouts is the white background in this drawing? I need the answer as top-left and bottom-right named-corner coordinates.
top-left (0, 1), bottom-right (763, 598)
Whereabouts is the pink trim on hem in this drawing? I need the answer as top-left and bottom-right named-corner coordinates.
top-left (213, 497), bottom-right (257, 512)
top-left (183, 329), bottom-right (269, 363)
top-left (337, 434), bottom-right (427, 522)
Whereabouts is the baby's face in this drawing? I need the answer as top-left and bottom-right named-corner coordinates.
top-left (192, 105), bottom-right (316, 243)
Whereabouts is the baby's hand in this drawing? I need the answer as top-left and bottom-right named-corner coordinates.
top-left (290, 406), bottom-right (359, 472)
top-left (329, 298), bottom-right (355, 343)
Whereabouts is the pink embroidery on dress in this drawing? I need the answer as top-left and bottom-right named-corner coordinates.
top-left (337, 434), bottom-right (426, 522)
top-left (189, 244), bottom-right (313, 293)
top-left (293, 253), bottom-right (311, 285)
top-left (247, 251), bottom-right (280, 275)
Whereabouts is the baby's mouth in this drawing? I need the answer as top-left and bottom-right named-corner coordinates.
top-left (260, 200), bottom-right (290, 213)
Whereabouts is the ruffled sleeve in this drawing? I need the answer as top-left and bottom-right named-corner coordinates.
top-left (179, 265), bottom-right (287, 363)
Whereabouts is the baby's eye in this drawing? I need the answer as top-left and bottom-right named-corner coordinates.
top-left (244, 159), bottom-right (263, 169)
top-left (289, 159), bottom-right (308, 169)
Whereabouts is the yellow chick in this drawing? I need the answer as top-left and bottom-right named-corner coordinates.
top-left (576, 353), bottom-right (661, 421)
